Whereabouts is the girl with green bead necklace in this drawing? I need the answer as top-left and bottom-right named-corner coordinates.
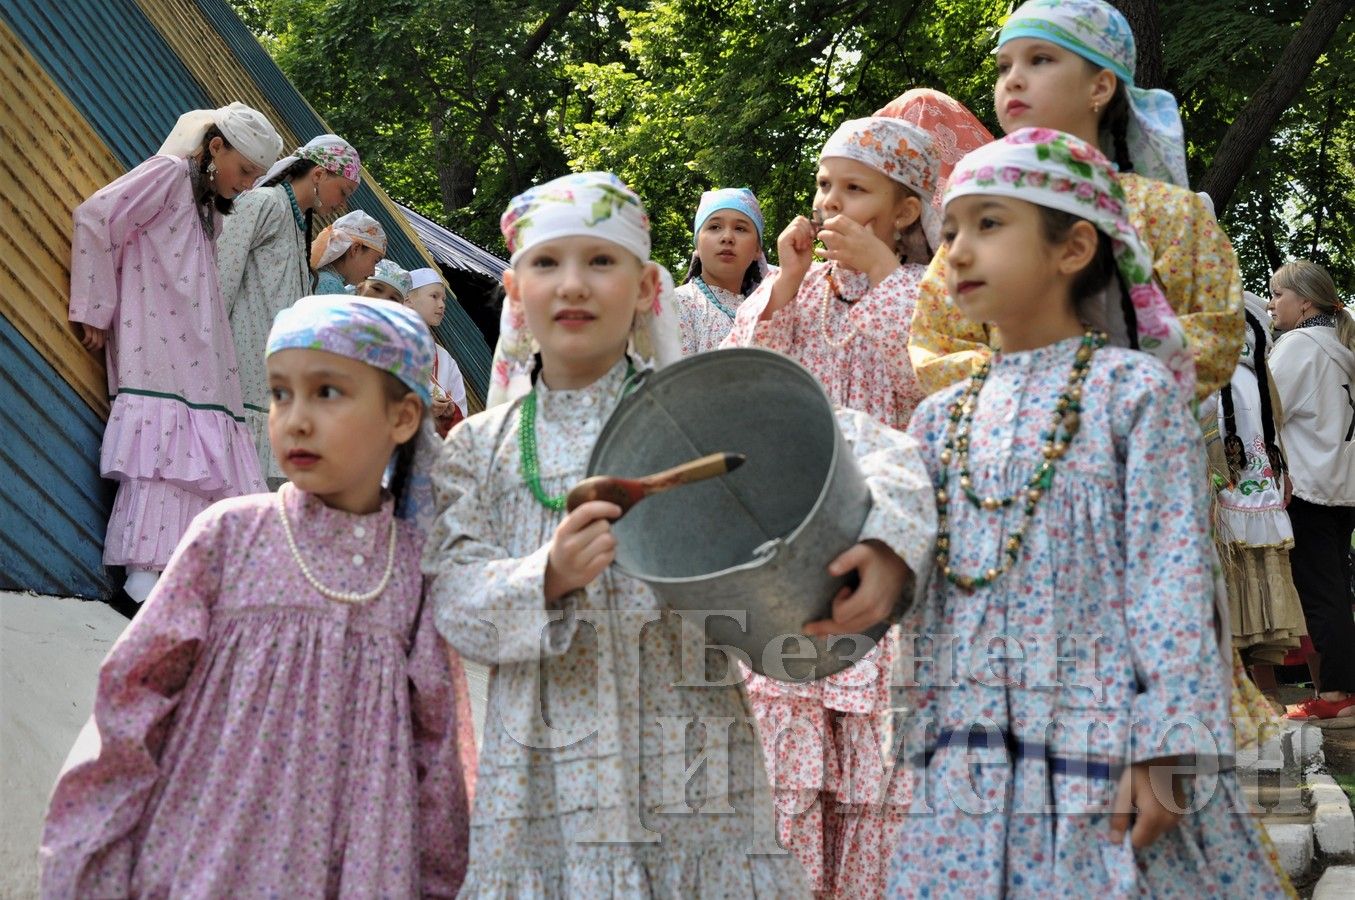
top-left (885, 130), bottom-right (1284, 895)
top-left (422, 171), bottom-right (937, 896)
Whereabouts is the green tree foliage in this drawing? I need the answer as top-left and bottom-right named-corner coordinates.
top-left (234, 0), bottom-right (646, 250)
top-left (232, 0), bottom-right (1352, 291)
top-left (1163, 0), bottom-right (1355, 288)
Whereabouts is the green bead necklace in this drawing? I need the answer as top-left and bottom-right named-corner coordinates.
top-left (281, 182), bottom-right (307, 232)
top-left (518, 390), bottom-right (567, 511)
top-left (935, 330), bottom-right (1105, 591)
top-left (517, 363), bottom-right (638, 511)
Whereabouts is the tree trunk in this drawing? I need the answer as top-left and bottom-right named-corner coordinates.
top-left (1200, 0), bottom-right (1355, 212)
top-left (1260, 186), bottom-right (1284, 273)
top-left (1110, 0), bottom-right (1166, 90)
top-left (1308, 89), bottom-right (1339, 255)
top-left (430, 97), bottom-right (478, 212)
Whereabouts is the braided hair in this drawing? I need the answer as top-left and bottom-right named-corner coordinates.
top-left (1219, 310), bottom-right (1285, 483)
top-left (262, 159), bottom-right (320, 269)
top-left (683, 256), bottom-right (764, 296)
top-left (194, 126), bottom-right (236, 215)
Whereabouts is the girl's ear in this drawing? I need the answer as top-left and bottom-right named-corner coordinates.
top-left (207, 135), bottom-right (225, 160)
top-left (1090, 69), bottom-right (1117, 116)
top-left (502, 267), bottom-right (524, 314)
top-left (894, 193), bottom-right (923, 230)
top-left (1056, 219), bottom-right (1100, 276)
top-left (389, 392), bottom-right (423, 444)
top-left (637, 261), bottom-right (661, 315)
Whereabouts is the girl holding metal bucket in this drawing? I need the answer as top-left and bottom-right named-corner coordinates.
top-left (885, 129), bottom-right (1285, 896)
top-left (719, 113), bottom-right (980, 897)
top-left (421, 171), bottom-right (937, 896)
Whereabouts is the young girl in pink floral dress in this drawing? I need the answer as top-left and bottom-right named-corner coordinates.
top-left (720, 110), bottom-right (983, 897)
top-left (69, 102), bottom-right (283, 603)
top-left (41, 298), bottom-right (476, 898)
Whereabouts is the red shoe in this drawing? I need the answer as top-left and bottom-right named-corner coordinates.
top-left (1286, 695), bottom-right (1355, 722)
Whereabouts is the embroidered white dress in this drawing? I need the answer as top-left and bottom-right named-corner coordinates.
top-left (423, 360), bottom-right (936, 897)
top-left (217, 184), bottom-right (310, 482)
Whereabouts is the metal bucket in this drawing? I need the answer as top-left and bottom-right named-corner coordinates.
top-left (589, 348), bottom-right (886, 681)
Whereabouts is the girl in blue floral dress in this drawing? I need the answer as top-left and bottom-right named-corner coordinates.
top-left (887, 130), bottom-right (1286, 897)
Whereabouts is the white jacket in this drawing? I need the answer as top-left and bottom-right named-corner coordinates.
top-left (1270, 324), bottom-right (1355, 506)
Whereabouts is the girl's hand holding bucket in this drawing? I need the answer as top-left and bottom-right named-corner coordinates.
top-left (801, 539), bottom-right (912, 637)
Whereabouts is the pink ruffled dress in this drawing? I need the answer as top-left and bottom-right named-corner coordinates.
top-left (69, 154), bottom-right (265, 569)
top-left (39, 487), bottom-right (477, 897)
top-left (721, 261), bottom-right (927, 896)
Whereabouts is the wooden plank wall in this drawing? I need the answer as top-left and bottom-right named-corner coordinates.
top-left (0, 20), bottom-right (121, 416)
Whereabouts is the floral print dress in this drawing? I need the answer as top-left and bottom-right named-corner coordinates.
top-left (889, 338), bottom-right (1285, 897)
top-left (216, 184), bottom-right (310, 483)
top-left (721, 260), bottom-right (929, 896)
top-left (423, 359), bottom-right (936, 897)
top-left (40, 487), bottom-right (477, 898)
top-left (674, 278), bottom-right (745, 355)
top-left (68, 154), bottom-right (265, 569)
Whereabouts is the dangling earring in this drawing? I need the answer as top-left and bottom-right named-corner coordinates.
top-left (207, 159), bottom-right (217, 183)
top-left (1091, 101), bottom-right (1102, 115)
top-left (313, 184), bottom-right (322, 212)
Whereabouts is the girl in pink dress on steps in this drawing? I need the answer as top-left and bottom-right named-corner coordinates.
top-left (69, 102), bottom-right (283, 603)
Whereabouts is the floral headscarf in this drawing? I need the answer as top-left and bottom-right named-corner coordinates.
top-left (819, 116), bottom-right (944, 252)
top-left (946, 128), bottom-right (1194, 396)
top-left (998, 0), bottom-right (1189, 187)
top-left (690, 186), bottom-right (769, 277)
top-left (876, 88), bottom-right (995, 206)
top-left (257, 133), bottom-right (362, 187)
top-left (491, 171), bottom-right (682, 407)
top-left (267, 295), bottom-right (441, 530)
top-left (267, 295), bottom-right (433, 405)
top-left (310, 210), bottom-right (387, 271)
top-left (157, 101), bottom-right (283, 169)
top-left (367, 259), bottom-right (412, 300)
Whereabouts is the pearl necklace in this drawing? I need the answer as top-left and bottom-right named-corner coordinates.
top-left (819, 264), bottom-right (859, 349)
top-left (274, 488), bottom-right (397, 604)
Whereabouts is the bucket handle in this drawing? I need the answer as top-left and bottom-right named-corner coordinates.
top-left (751, 537), bottom-right (784, 561)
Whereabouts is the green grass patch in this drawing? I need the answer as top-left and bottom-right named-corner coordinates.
top-left (1332, 771), bottom-right (1355, 807)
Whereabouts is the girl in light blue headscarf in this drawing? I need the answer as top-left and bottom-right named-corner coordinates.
top-left (674, 187), bottom-right (770, 354)
top-left (909, 0), bottom-right (1247, 405)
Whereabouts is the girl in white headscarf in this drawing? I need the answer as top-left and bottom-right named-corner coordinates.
top-left (69, 101), bottom-right (282, 602)
top-left (310, 209), bottom-right (387, 293)
top-left (217, 133), bottom-right (363, 485)
top-left (423, 171), bottom-right (935, 897)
